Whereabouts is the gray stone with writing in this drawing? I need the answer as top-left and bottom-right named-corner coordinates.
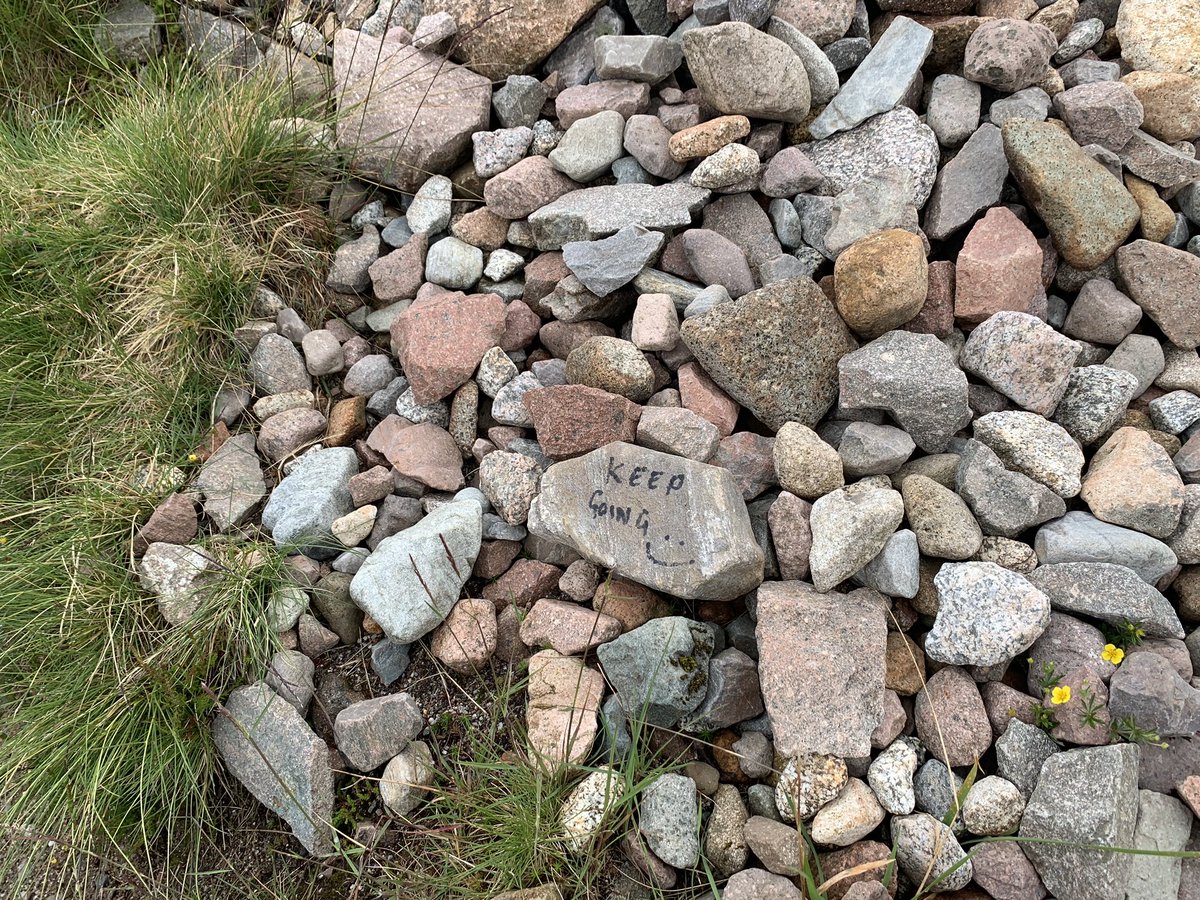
top-left (528, 442), bottom-right (764, 601)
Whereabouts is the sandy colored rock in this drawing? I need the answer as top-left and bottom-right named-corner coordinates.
top-left (834, 229), bottom-right (928, 339)
top-left (526, 650), bottom-right (605, 768)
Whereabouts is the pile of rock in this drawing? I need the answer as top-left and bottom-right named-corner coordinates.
top-left (121, 0), bottom-right (1200, 895)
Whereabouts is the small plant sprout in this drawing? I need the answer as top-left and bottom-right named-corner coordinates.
top-left (1076, 683), bottom-right (1105, 730)
top-left (1101, 619), bottom-right (1146, 650)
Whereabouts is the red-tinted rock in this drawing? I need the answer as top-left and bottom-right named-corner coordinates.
top-left (914, 665), bottom-right (992, 766)
top-left (556, 80), bottom-right (651, 128)
top-left (539, 319), bottom-right (616, 358)
top-left (522, 384), bottom-right (642, 459)
top-left (484, 156), bottom-right (578, 220)
top-left (137, 493), bottom-right (198, 552)
top-left (954, 207), bottom-right (1045, 326)
top-left (904, 259), bottom-right (955, 337)
top-left (482, 558), bottom-right (562, 609)
top-left (711, 432), bottom-right (777, 499)
top-left (391, 291), bottom-right (506, 404)
top-left (365, 414), bottom-right (412, 460)
top-left (592, 578), bottom-right (672, 631)
top-left (519, 598), bottom-right (623, 655)
top-left (678, 361), bottom-right (739, 436)
top-left (502, 299), bottom-right (542, 351)
top-left (382, 423), bottom-right (465, 491)
top-left (474, 539), bottom-right (522, 579)
top-left (368, 233), bottom-right (427, 303)
top-left (522, 251), bottom-right (570, 315)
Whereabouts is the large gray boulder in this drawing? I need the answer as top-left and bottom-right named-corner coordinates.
top-left (528, 443), bottom-right (763, 601)
top-left (350, 499), bottom-right (482, 642)
top-left (261, 447), bottom-right (358, 559)
top-left (1019, 744), bottom-right (1140, 900)
top-left (213, 682), bottom-right (334, 855)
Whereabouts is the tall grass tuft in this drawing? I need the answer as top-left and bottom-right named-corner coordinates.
top-left (0, 54), bottom-right (333, 892)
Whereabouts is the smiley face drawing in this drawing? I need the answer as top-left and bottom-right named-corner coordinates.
top-left (645, 533), bottom-right (696, 568)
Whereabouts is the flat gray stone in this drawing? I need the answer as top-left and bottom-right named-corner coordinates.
top-left (923, 123), bottom-right (1008, 241)
top-left (594, 35), bottom-right (682, 83)
top-left (249, 332), bottom-right (310, 395)
top-left (1027, 561), bottom-right (1185, 639)
top-left (1019, 744), bottom-right (1140, 900)
top-left (562, 225), bottom-right (666, 297)
top-left (799, 107), bottom-right (940, 207)
top-left (852, 528), bottom-right (919, 599)
top-left (809, 482), bottom-right (904, 592)
top-left (349, 500), bottom-right (482, 642)
top-left (824, 168), bottom-right (923, 257)
top-left (1127, 789), bottom-right (1193, 900)
top-left (529, 183), bottom-right (711, 250)
top-left (1053, 364), bottom-right (1140, 445)
top-left (892, 813), bottom-right (973, 892)
top-left (639, 773), bottom-right (700, 868)
top-left (926, 562), bottom-right (1050, 666)
top-left (927, 74), bottom-right (981, 149)
top-left (195, 432), bottom-right (266, 532)
top-left (809, 16), bottom-right (932, 140)
top-left (333, 692), bottom-right (424, 771)
top-left (973, 410), bottom-right (1085, 498)
top-left (528, 442), bottom-right (763, 601)
top-left (766, 17), bottom-right (839, 106)
top-left (682, 22), bottom-right (812, 123)
top-left (1034, 511), bottom-right (1177, 585)
top-left (756, 581), bottom-right (887, 758)
top-left (838, 331), bottom-right (971, 453)
top-left (213, 682), bottom-right (334, 855)
top-left (955, 439), bottom-right (1067, 538)
top-left (549, 110), bottom-right (625, 182)
top-left (596, 616), bottom-right (716, 726)
top-left (995, 718), bottom-right (1060, 799)
top-left (261, 447), bottom-right (359, 559)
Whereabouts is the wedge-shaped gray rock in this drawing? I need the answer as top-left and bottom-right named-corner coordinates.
top-left (838, 331), bottom-right (971, 453)
top-left (923, 123), bottom-right (1008, 240)
top-left (681, 277), bottom-right (855, 430)
top-left (1034, 512), bottom-right (1177, 585)
top-left (1019, 744), bottom-right (1140, 900)
top-left (808, 482), bottom-right (905, 592)
top-left (333, 29), bottom-right (490, 192)
top-left (682, 23), bottom-right (811, 123)
top-left (528, 443), bottom-right (763, 601)
top-left (756, 582), bottom-right (887, 758)
top-left (956, 439), bottom-right (1066, 538)
top-left (195, 432), bottom-right (266, 531)
top-left (213, 681), bottom-right (334, 855)
top-left (261, 447), bottom-right (358, 559)
top-left (809, 16), bottom-right (932, 140)
top-left (350, 500), bottom-right (482, 642)
top-left (562, 224), bottom-right (665, 297)
top-left (597, 616), bottom-right (716, 726)
top-left (529, 183), bottom-right (711, 250)
top-left (926, 562), bottom-right (1050, 666)
top-left (1026, 562), bottom-right (1185, 639)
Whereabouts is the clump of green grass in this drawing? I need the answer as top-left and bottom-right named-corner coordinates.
top-left (0, 53), bottom-right (332, 892)
top-left (380, 666), bottom-right (700, 900)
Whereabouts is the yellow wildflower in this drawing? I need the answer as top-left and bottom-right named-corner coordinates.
top-left (1050, 685), bottom-right (1072, 705)
top-left (1101, 643), bottom-right (1125, 665)
top-left (0, 536), bottom-right (7, 545)
top-left (186, 452), bottom-right (200, 463)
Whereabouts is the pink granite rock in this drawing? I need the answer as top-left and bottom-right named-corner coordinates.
top-left (678, 361), bottom-right (740, 436)
top-left (954, 207), bottom-right (1045, 326)
top-left (484, 156), bottom-right (579, 220)
top-left (391, 291), bottom-right (506, 404)
top-left (383, 423), bottom-right (465, 491)
top-left (519, 598), bottom-right (623, 655)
